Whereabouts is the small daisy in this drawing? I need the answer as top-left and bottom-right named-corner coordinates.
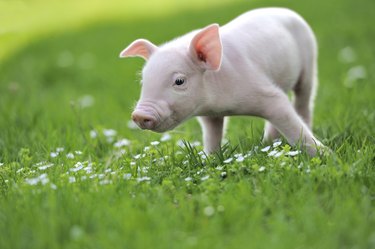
top-left (258, 166), bottom-right (266, 172)
top-left (201, 175), bottom-right (210, 181)
top-left (137, 176), bottom-right (151, 182)
top-left (38, 163), bottom-right (54, 171)
top-left (261, 145), bottom-right (271, 152)
top-left (160, 133), bottom-right (172, 142)
top-left (236, 156), bottom-right (245, 162)
top-left (268, 150), bottom-right (278, 157)
top-left (56, 147), bottom-right (65, 152)
top-left (89, 130), bottom-right (98, 139)
top-left (66, 153), bottom-right (74, 159)
top-left (114, 139), bottom-right (131, 148)
top-left (184, 177), bottom-right (193, 182)
top-left (123, 173), bottom-right (132, 180)
top-left (203, 206), bottom-right (215, 217)
top-left (286, 150), bottom-right (301, 156)
top-left (50, 152), bottom-right (59, 158)
top-left (103, 129), bottom-right (117, 137)
top-left (150, 141), bottom-right (160, 146)
top-left (69, 176), bottom-right (76, 183)
top-left (272, 140), bottom-right (282, 147)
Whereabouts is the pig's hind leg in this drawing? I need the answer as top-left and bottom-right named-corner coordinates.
top-left (198, 116), bottom-right (225, 154)
top-left (293, 57), bottom-right (318, 129)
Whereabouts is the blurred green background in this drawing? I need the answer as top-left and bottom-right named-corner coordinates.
top-left (1, 1), bottom-right (375, 249)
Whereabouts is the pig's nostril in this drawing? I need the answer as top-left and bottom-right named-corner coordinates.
top-left (131, 112), bottom-right (156, 130)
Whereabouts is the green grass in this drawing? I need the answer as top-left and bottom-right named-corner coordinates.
top-left (1, 0), bottom-right (375, 248)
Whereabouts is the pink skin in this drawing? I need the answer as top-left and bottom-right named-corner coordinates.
top-left (120, 7), bottom-right (325, 156)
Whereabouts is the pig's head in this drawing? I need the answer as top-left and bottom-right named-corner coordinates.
top-left (120, 24), bottom-right (222, 132)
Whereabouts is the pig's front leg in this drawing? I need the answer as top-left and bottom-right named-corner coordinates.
top-left (260, 91), bottom-right (323, 156)
top-left (198, 116), bottom-right (225, 154)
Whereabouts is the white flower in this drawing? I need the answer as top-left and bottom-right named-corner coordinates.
top-left (50, 183), bottom-right (57, 190)
top-left (90, 130), bottom-right (98, 139)
top-left (217, 205), bottom-right (225, 212)
top-left (38, 163), bottom-right (54, 171)
top-left (78, 95), bottom-right (94, 108)
top-left (286, 150), bottom-right (301, 156)
top-left (25, 178), bottom-right (39, 185)
top-left (272, 140), bottom-right (282, 147)
top-left (134, 154), bottom-right (142, 160)
top-left (75, 151), bottom-right (83, 155)
top-left (114, 139), bottom-right (131, 148)
top-left (25, 173), bottom-right (49, 185)
top-left (56, 147), bottom-right (64, 152)
top-left (258, 166), bottom-right (266, 172)
top-left (66, 153), bottom-right (74, 159)
top-left (103, 129), bottom-right (117, 137)
top-left (150, 141), bottom-right (160, 146)
top-left (191, 141), bottom-right (201, 147)
top-left (143, 146), bottom-right (150, 152)
top-left (268, 150), bottom-right (283, 157)
top-left (69, 176), bottom-right (76, 183)
top-left (99, 179), bottom-right (112, 185)
top-left (124, 173), bottom-right (132, 180)
top-left (201, 175), bottom-right (210, 181)
top-left (223, 158), bottom-right (233, 164)
top-left (261, 146), bottom-right (271, 152)
top-left (345, 65), bottom-right (367, 88)
top-left (70, 162), bottom-right (83, 172)
top-left (203, 206), bottom-right (215, 217)
top-left (184, 177), bottom-right (193, 182)
top-left (176, 140), bottom-right (185, 147)
top-left (221, 172), bottom-right (227, 177)
top-left (50, 152), bottom-right (59, 158)
top-left (137, 176), bottom-right (151, 182)
top-left (16, 168), bottom-right (24, 173)
top-left (0, 163), bottom-right (3, 167)
top-left (160, 133), bottom-right (172, 142)
top-left (236, 156), bottom-right (245, 162)
top-left (338, 46), bottom-right (356, 63)
top-left (268, 150), bottom-right (278, 157)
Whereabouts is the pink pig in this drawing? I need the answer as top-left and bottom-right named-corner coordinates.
top-left (120, 7), bottom-right (324, 155)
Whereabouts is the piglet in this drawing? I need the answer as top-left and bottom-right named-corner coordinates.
top-left (120, 7), bottom-right (324, 156)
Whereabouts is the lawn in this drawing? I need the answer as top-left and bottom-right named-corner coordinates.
top-left (0, 0), bottom-right (375, 248)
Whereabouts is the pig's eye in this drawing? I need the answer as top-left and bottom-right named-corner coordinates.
top-left (174, 78), bottom-right (185, 86)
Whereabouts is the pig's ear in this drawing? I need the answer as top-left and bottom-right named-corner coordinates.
top-left (189, 24), bottom-right (222, 71)
top-left (119, 39), bottom-right (158, 60)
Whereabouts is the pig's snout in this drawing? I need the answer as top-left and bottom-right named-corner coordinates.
top-left (131, 111), bottom-right (157, 130)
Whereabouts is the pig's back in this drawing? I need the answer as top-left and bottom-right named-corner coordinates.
top-left (219, 8), bottom-right (316, 90)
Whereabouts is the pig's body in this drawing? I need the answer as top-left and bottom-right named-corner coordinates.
top-left (121, 8), bottom-right (324, 155)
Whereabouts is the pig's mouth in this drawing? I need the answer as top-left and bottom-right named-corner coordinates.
top-left (131, 106), bottom-right (182, 132)
top-left (152, 116), bottom-right (181, 132)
